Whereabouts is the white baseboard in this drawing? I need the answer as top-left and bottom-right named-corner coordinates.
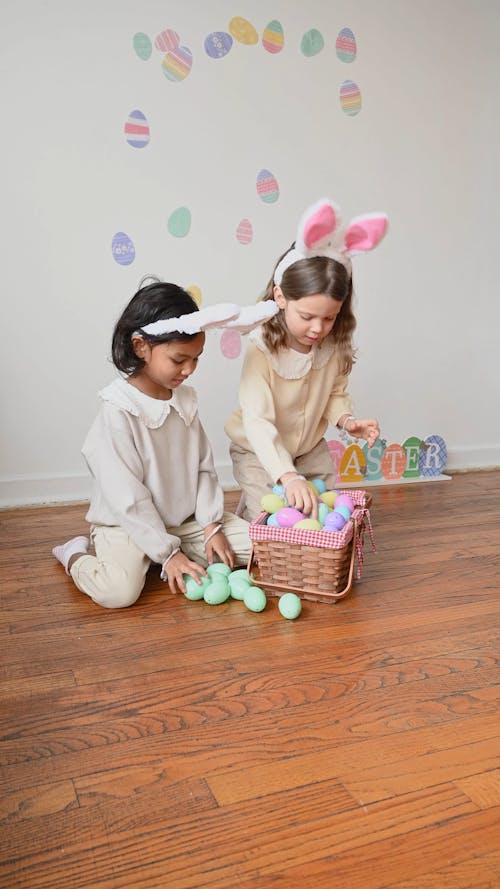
top-left (0, 451), bottom-right (498, 509)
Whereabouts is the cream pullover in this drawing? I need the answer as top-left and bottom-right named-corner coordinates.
top-left (225, 329), bottom-right (353, 483)
top-left (83, 378), bottom-right (224, 565)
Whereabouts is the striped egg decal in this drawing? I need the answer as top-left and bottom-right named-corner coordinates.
top-left (256, 169), bottom-right (279, 203)
top-left (154, 29), bottom-right (180, 52)
top-left (339, 80), bottom-right (362, 115)
top-left (262, 20), bottom-right (284, 54)
top-left (236, 219), bottom-right (253, 244)
top-left (124, 109), bottom-right (150, 148)
top-left (336, 27), bottom-right (357, 62)
top-left (162, 45), bottom-right (193, 82)
top-left (204, 31), bottom-right (233, 59)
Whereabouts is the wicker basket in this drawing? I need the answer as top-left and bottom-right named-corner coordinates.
top-left (248, 490), bottom-right (373, 604)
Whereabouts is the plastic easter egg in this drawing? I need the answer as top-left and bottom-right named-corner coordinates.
top-left (334, 504), bottom-right (351, 522)
top-left (111, 232), bottom-right (135, 266)
top-left (306, 481), bottom-right (320, 495)
top-left (334, 494), bottom-right (354, 512)
top-left (336, 27), bottom-right (357, 62)
top-left (300, 28), bottom-right (324, 57)
top-left (236, 218), bottom-right (253, 245)
top-left (256, 169), bottom-right (280, 203)
top-left (272, 484), bottom-right (284, 496)
top-left (267, 513), bottom-right (280, 527)
top-left (262, 20), bottom-right (284, 54)
top-left (339, 80), bottom-right (362, 116)
top-left (133, 33), bottom-right (152, 61)
top-left (220, 328), bottom-right (241, 359)
top-left (324, 511), bottom-right (346, 532)
top-left (207, 562), bottom-right (232, 578)
top-left (311, 478), bottom-right (327, 494)
top-left (294, 518), bottom-right (322, 531)
top-left (339, 444), bottom-right (366, 483)
top-left (278, 593), bottom-right (302, 620)
top-left (261, 493), bottom-right (285, 513)
top-left (229, 16), bottom-right (258, 45)
top-left (184, 574), bottom-right (209, 600)
top-left (167, 207), bottom-right (191, 238)
top-left (124, 109), bottom-right (150, 148)
top-left (229, 577), bottom-right (250, 600)
top-left (162, 45), bottom-right (193, 82)
top-left (243, 586), bottom-right (267, 612)
top-left (229, 568), bottom-right (252, 584)
top-left (320, 490), bottom-right (338, 509)
top-left (204, 581), bottom-right (231, 605)
top-left (154, 30), bottom-right (180, 52)
top-left (204, 31), bottom-right (233, 59)
top-left (317, 502), bottom-right (330, 526)
top-left (277, 507), bottom-right (304, 528)
top-left (418, 435), bottom-right (447, 478)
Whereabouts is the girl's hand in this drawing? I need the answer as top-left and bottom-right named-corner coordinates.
top-left (280, 474), bottom-right (318, 520)
top-left (346, 417), bottom-right (380, 448)
top-left (161, 551), bottom-right (207, 595)
top-left (205, 531), bottom-right (235, 568)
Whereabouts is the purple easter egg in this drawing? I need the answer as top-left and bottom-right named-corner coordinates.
top-left (324, 511), bottom-right (346, 531)
top-left (277, 507), bottom-right (304, 528)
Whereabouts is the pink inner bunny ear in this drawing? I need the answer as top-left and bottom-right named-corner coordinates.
top-left (344, 214), bottom-right (388, 253)
top-left (303, 203), bottom-right (338, 249)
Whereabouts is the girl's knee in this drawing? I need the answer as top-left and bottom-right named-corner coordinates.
top-left (72, 558), bottom-right (146, 608)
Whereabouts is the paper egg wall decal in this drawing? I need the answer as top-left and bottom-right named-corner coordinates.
top-left (162, 46), bottom-right (193, 81)
top-left (124, 109), bottom-right (150, 148)
top-left (154, 29), bottom-right (180, 52)
top-left (220, 329), bottom-right (242, 359)
top-left (187, 285), bottom-right (202, 306)
top-left (300, 29), bottom-right (324, 57)
top-left (167, 207), bottom-right (191, 237)
top-left (336, 27), bottom-right (357, 62)
top-left (236, 218), bottom-right (253, 244)
top-left (256, 169), bottom-right (279, 203)
top-left (418, 435), bottom-right (447, 477)
top-left (204, 31), bottom-right (233, 59)
top-left (339, 80), bottom-right (362, 116)
top-left (229, 17), bottom-right (258, 45)
top-left (262, 20), bottom-right (284, 54)
top-left (111, 232), bottom-right (135, 266)
top-left (133, 33), bottom-right (152, 61)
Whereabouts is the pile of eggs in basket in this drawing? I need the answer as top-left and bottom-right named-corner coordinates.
top-left (261, 478), bottom-right (355, 532)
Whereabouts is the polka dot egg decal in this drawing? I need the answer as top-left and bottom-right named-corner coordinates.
top-left (300, 29), bottom-right (324, 57)
top-left (220, 328), bottom-right (242, 360)
top-left (262, 20), bottom-right (284, 54)
top-left (133, 33), bottom-right (152, 61)
top-left (124, 110), bottom-right (150, 148)
top-left (256, 169), bottom-right (279, 203)
top-left (236, 218), bottom-right (253, 244)
top-left (167, 207), bottom-right (191, 237)
top-left (339, 80), bottom-right (362, 116)
top-left (204, 32), bottom-right (233, 59)
top-left (229, 17), bottom-right (258, 45)
top-left (162, 45), bottom-right (193, 82)
top-left (111, 232), bottom-right (135, 266)
top-left (154, 29), bottom-right (180, 52)
top-left (336, 27), bottom-right (357, 62)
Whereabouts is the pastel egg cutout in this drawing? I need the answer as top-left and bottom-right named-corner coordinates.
top-left (154, 30), bottom-right (180, 52)
top-left (236, 218), bottom-right (253, 244)
top-left (124, 109), bottom-right (150, 148)
top-left (300, 29), bottom-right (324, 57)
top-left (167, 207), bottom-right (191, 237)
top-left (229, 17), bottom-right (258, 45)
top-left (381, 444), bottom-right (407, 481)
top-left (262, 20), bottom-right (284, 54)
top-left (327, 439), bottom-right (345, 479)
top-left (204, 32), bottom-right (233, 59)
top-left (256, 169), bottom-right (279, 204)
top-left (133, 33), bottom-right (152, 61)
top-left (162, 46), bottom-right (193, 82)
top-left (340, 80), bottom-right (362, 116)
top-left (339, 444), bottom-right (366, 483)
top-left (418, 435), bottom-right (447, 477)
top-left (402, 436), bottom-right (422, 478)
top-left (336, 27), bottom-right (357, 62)
top-left (220, 329), bottom-right (242, 360)
top-left (363, 439), bottom-right (385, 481)
top-left (111, 232), bottom-right (135, 266)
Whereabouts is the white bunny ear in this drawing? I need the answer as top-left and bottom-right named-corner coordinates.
top-left (223, 301), bottom-right (279, 334)
top-left (296, 198), bottom-right (341, 253)
top-left (344, 213), bottom-right (388, 255)
top-left (138, 303), bottom-right (240, 337)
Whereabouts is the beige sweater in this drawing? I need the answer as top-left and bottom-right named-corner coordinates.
top-left (83, 378), bottom-right (224, 564)
top-left (225, 329), bottom-right (353, 483)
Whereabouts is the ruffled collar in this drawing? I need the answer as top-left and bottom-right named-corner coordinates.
top-left (98, 377), bottom-right (198, 429)
top-left (249, 328), bottom-right (337, 380)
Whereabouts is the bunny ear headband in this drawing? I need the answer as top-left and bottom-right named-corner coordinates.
top-left (273, 198), bottom-right (388, 286)
top-left (136, 300), bottom-right (279, 339)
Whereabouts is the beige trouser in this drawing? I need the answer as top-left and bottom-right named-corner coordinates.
top-left (230, 438), bottom-right (337, 522)
top-left (70, 511), bottom-right (251, 609)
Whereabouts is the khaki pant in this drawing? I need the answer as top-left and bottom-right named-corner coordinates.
top-left (230, 438), bottom-right (337, 522)
top-left (70, 511), bottom-right (251, 609)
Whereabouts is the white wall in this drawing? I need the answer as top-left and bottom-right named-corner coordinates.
top-left (1, 0), bottom-right (499, 506)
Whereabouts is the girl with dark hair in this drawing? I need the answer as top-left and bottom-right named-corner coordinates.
top-left (225, 198), bottom-right (388, 522)
top-left (52, 279), bottom-right (276, 608)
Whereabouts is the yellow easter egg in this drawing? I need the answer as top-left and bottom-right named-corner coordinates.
top-left (261, 493), bottom-right (286, 514)
top-left (320, 491), bottom-right (338, 508)
top-left (229, 16), bottom-right (258, 45)
top-left (306, 481), bottom-right (319, 495)
top-left (293, 519), bottom-right (322, 530)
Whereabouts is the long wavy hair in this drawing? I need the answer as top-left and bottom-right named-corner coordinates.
top-left (260, 248), bottom-right (356, 374)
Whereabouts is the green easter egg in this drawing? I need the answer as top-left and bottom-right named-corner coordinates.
top-left (293, 518), bottom-right (322, 530)
top-left (278, 592), bottom-right (302, 620)
top-left (207, 562), bottom-right (232, 578)
top-left (229, 577), bottom-right (250, 600)
top-left (204, 580), bottom-right (231, 605)
top-left (184, 575), bottom-right (209, 600)
top-left (243, 585), bottom-right (267, 613)
top-left (229, 568), bottom-right (252, 583)
top-left (261, 493), bottom-right (285, 514)
top-left (320, 491), bottom-right (338, 508)
top-left (167, 206), bottom-right (191, 238)
top-left (317, 502), bottom-right (330, 525)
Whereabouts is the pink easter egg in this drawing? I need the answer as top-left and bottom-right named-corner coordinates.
top-left (334, 494), bottom-right (354, 512)
top-left (276, 507), bottom-right (304, 528)
top-left (154, 29), bottom-right (180, 52)
top-left (236, 218), bottom-right (253, 244)
top-left (220, 328), bottom-right (242, 360)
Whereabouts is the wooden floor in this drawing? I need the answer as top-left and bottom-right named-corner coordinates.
top-left (0, 471), bottom-right (499, 889)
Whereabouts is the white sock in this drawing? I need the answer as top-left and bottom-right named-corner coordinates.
top-left (52, 535), bottom-right (89, 574)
